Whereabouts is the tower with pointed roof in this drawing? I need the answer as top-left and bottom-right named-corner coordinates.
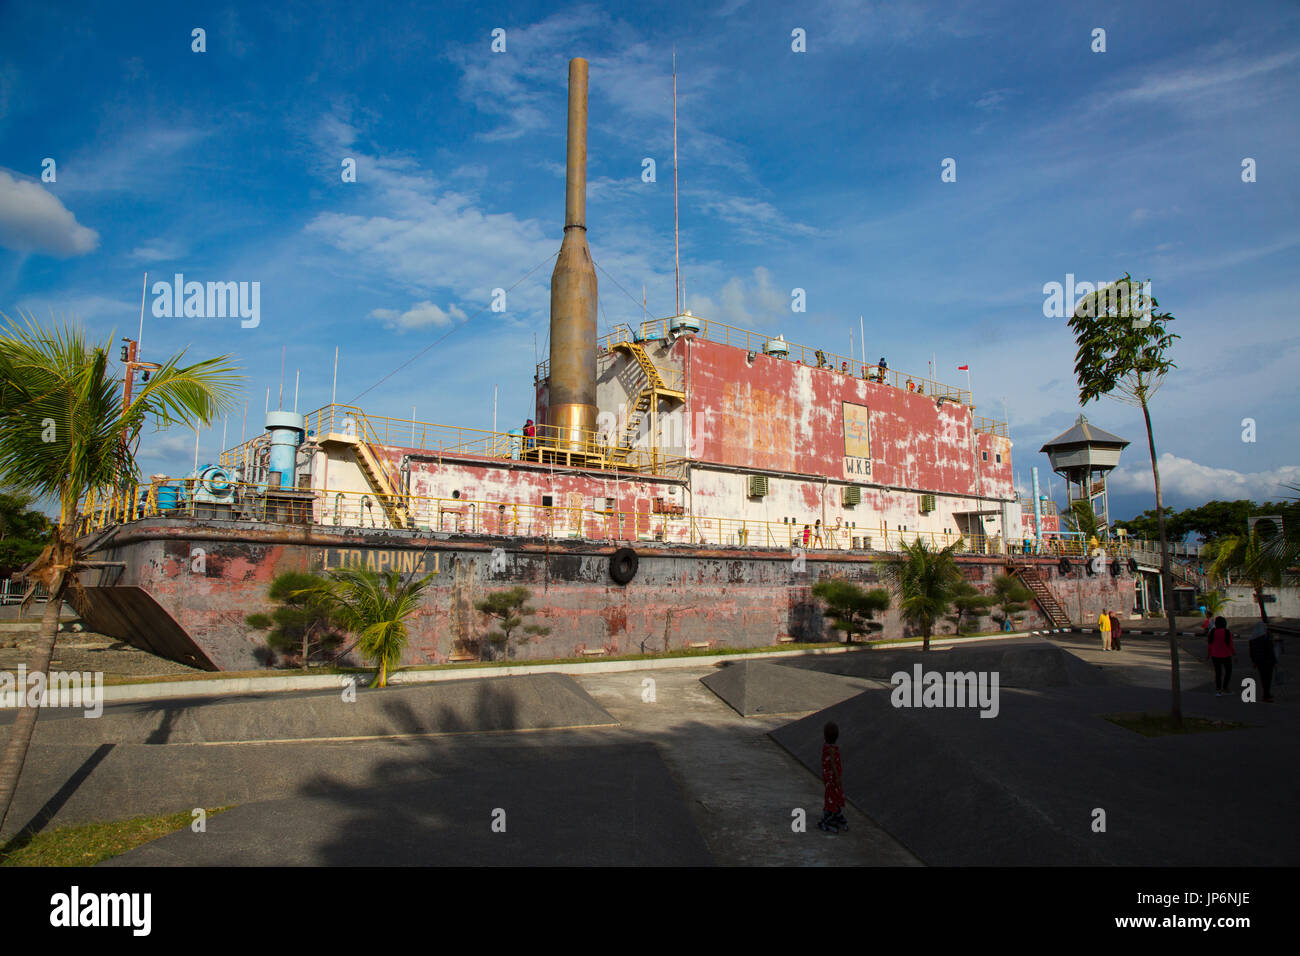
top-left (1039, 414), bottom-right (1130, 537)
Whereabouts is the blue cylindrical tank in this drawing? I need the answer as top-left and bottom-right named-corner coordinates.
top-left (155, 483), bottom-right (181, 510)
top-left (265, 411), bottom-right (306, 488)
top-left (508, 428), bottom-right (524, 460)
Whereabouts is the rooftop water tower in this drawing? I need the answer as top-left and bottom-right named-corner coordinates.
top-left (1039, 414), bottom-right (1129, 537)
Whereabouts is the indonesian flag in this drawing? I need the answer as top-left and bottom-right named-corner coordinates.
top-left (957, 364), bottom-right (969, 370)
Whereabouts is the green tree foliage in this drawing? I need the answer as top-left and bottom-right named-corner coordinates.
top-left (947, 579), bottom-right (994, 634)
top-left (991, 575), bottom-right (1035, 630)
top-left (1205, 527), bottom-right (1290, 624)
top-left (1062, 498), bottom-right (1102, 542)
top-left (811, 577), bottom-right (891, 642)
top-left (0, 489), bottom-right (52, 579)
top-left (1195, 590), bottom-right (1229, 618)
top-left (1116, 498), bottom-right (1300, 546)
top-left (475, 586), bottom-right (551, 659)
top-left (877, 538), bottom-right (964, 651)
top-left (318, 567), bottom-right (434, 687)
top-left (1068, 274), bottom-right (1184, 724)
top-left (245, 571), bottom-right (341, 667)
top-left (1115, 506), bottom-right (1181, 541)
top-left (0, 311), bottom-right (239, 836)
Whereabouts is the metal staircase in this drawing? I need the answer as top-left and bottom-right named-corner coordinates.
top-left (319, 414), bottom-right (412, 529)
top-left (1011, 563), bottom-right (1072, 629)
top-left (608, 341), bottom-right (685, 462)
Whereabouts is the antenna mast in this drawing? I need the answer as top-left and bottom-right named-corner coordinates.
top-left (672, 49), bottom-right (681, 317)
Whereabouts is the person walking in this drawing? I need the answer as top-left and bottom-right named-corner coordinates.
top-left (1098, 608), bottom-right (1113, 650)
top-left (802, 524), bottom-right (811, 547)
top-left (818, 722), bottom-right (847, 833)
top-left (813, 519), bottom-right (825, 549)
top-left (1207, 616), bottom-right (1238, 697)
top-left (1108, 610), bottom-right (1122, 651)
top-left (1248, 620), bottom-right (1276, 703)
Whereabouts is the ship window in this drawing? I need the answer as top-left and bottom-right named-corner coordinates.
top-left (996, 454), bottom-right (1002, 464)
top-left (542, 495), bottom-right (553, 507)
top-left (981, 451), bottom-right (988, 461)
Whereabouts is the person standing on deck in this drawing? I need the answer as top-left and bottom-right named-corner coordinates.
top-left (523, 419), bottom-right (536, 450)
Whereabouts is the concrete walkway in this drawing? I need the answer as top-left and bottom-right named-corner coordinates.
top-left (1, 664), bottom-right (919, 866)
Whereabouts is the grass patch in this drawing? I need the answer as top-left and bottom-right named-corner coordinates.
top-left (0, 806), bottom-right (231, 867)
top-left (1102, 712), bottom-right (1249, 737)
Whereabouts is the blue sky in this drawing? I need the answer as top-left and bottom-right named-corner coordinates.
top-left (2, 0), bottom-right (1298, 522)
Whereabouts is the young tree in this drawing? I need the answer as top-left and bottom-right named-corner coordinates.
top-left (475, 586), bottom-right (551, 659)
top-left (991, 574), bottom-right (1034, 631)
top-left (811, 577), bottom-right (891, 642)
top-left (320, 567), bottom-right (434, 687)
top-left (0, 311), bottom-right (239, 835)
top-left (947, 579), bottom-right (994, 635)
top-left (1068, 274), bottom-right (1184, 724)
top-left (245, 571), bottom-right (341, 667)
top-left (878, 538), bottom-right (964, 650)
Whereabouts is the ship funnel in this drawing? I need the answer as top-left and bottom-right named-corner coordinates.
top-left (547, 57), bottom-right (599, 450)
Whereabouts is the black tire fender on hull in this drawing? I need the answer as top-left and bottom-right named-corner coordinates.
top-left (609, 547), bottom-right (639, 585)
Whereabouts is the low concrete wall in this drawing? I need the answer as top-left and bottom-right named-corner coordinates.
top-left (75, 518), bottom-right (1130, 671)
top-left (1220, 585), bottom-right (1300, 619)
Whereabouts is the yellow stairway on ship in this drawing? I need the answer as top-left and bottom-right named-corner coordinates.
top-left (609, 340), bottom-right (685, 463)
top-left (319, 416), bottom-right (412, 529)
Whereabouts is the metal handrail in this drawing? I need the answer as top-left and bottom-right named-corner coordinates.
top-left (536, 314), bottom-right (979, 409)
top-left (77, 478), bottom-right (1018, 555)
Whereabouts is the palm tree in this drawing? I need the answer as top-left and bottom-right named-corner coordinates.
top-left (1195, 589), bottom-right (1230, 620)
top-left (878, 538), bottom-right (964, 651)
top-left (0, 311), bottom-right (239, 835)
top-left (1062, 498), bottom-right (1102, 547)
top-left (1068, 274), bottom-right (1183, 724)
top-left (320, 567), bottom-right (435, 687)
top-left (1205, 530), bottom-right (1281, 625)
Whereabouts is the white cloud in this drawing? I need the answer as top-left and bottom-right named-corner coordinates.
top-left (0, 169), bottom-right (99, 256)
top-left (368, 300), bottom-right (468, 331)
top-left (53, 127), bottom-right (208, 196)
top-left (130, 239), bottom-right (186, 263)
top-left (686, 266), bottom-right (789, 328)
top-left (1109, 453), bottom-right (1300, 504)
top-left (1102, 46), bottom-right (1300, 110)
top-left (694, 192), bottom-right (821, 244)
top-left (974, 88), bottom-right (1014, 110)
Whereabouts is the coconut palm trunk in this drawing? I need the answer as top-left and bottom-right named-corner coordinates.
top-left (0, 565), bottom-right (66, 836)
top-left (1142, 400), bottom-right (1182, 725)
top-left (0, 311), bottom-right (240, 836)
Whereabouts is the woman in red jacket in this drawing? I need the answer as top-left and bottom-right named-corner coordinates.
top-left (1206, 616), bottom-right (1238, 697)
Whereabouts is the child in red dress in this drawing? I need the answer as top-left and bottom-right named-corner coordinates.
top-left (818, 722), bottom-right (847, 832)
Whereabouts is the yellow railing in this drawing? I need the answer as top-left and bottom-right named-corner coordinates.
top-left (609, 339), bottom-right (686, 393)
top-left (973, 416), bottom-right (1008, 437)
top-left (537, 315), bottom-right (976, 408)
top-left (78, 479), bottom-right (1026, 555)
top-left (220, 404), bottom-right (687, 479)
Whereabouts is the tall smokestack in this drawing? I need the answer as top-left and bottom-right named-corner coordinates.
top-left (548, 57), bottom-right (599, 450)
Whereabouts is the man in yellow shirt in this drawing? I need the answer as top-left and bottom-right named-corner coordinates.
top-left (1098, 608), bottom-right (1113, 650)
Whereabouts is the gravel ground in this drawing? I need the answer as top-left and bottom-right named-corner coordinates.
top-left (0, 629), bottom-right (205, 680)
